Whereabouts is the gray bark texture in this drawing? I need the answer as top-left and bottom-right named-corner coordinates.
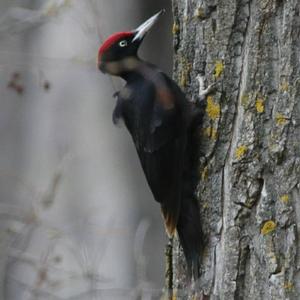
top-left (171, 0), bottom-right (300, 299)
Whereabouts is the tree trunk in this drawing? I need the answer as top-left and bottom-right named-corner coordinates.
top-left (171, 0), bottom-right (300, 299)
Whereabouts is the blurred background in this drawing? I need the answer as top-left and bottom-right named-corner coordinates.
top-left (0, 0), bottom-right (172, 299)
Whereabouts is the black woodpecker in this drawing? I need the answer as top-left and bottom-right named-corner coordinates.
top-left (98, 10), bottom-right (213, 280)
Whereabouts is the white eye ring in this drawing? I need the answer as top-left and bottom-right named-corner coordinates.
top-left (119, 40), bottom-right (127, 47)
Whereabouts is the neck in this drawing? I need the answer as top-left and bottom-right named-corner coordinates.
top-left (120, 58), bottom-right (154, 83)
top-left (118, 56), bottom-right (142, 81)
top-left (121, 69), bottom-right (144, 82)
top-left (104, 57), bottom-right (153, 82)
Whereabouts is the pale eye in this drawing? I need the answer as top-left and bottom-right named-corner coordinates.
top-left (119, 40), bottom-right (127, 47)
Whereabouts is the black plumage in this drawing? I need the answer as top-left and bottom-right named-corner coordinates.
top-left (98, 11), bottom-right (205, 279)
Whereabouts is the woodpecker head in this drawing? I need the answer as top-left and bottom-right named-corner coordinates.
top-left (98, 10), bottom-right (164, 75)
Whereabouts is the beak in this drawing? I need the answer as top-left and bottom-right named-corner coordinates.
top-left (132, 10), bottom-right (165, 42)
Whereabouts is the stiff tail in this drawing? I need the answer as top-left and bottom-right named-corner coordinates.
top-left (175, 95), bottom-right (207, 279)
top-left (176, 196), bottom-right (203, 280)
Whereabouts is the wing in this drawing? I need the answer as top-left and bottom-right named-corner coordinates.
top-left (112, 73), bottom-right (188, 236)
top-left (138, 136), bottom-right (186, 236)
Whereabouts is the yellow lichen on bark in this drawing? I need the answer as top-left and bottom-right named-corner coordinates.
top-left (276, 113), bottom-right (288, 125)
top-left (179, 58), bottom-right (191, 88)
top-left (203, 127), bottom-right (218, 140)
top-left (255, 98), bottom-right (264, 113)
top-left (214, 60), bottom-right (224, 78)
top-left (241, 94), bottom-right (249, 107)
top-left (196, 7), bottom-right (205, 18)
top-left (280, 194), bottom-right (289, 203)
top-left (202, 202), bottom-right (209, 209)
top-left (284, 282), bottom-right (294, 290)
top-left (201, 166), bottom-right (208, 181)
top-left (180, 72), bottom-right (187, 88)
top-left (280, 81), bottom-right (289, 92)
top-left (261, 220), bottom-right (276, 235)
top-left (172, 23), bottom-right (180, 35)
top-left (206, 96), bottom-right (220, 120)
top-left (235, 145), bottom-right (248, 159)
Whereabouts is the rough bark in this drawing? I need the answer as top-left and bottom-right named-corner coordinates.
top-left (171, 0), bottom-right (300, 299)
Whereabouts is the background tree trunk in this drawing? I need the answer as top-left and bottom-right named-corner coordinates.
top-left (171, 0), bottom-right (300, 299)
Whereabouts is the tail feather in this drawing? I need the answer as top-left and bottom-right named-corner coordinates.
top-left (175, 98), bottom-right (206, 279)
top-left (176, 196), bottom-right (203, 280)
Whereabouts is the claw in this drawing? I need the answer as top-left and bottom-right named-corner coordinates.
top-left (196, 74), bottom-right (218, 101)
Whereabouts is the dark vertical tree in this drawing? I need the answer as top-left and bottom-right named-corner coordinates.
top-left (171, 0), bottom-right (300, 299)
